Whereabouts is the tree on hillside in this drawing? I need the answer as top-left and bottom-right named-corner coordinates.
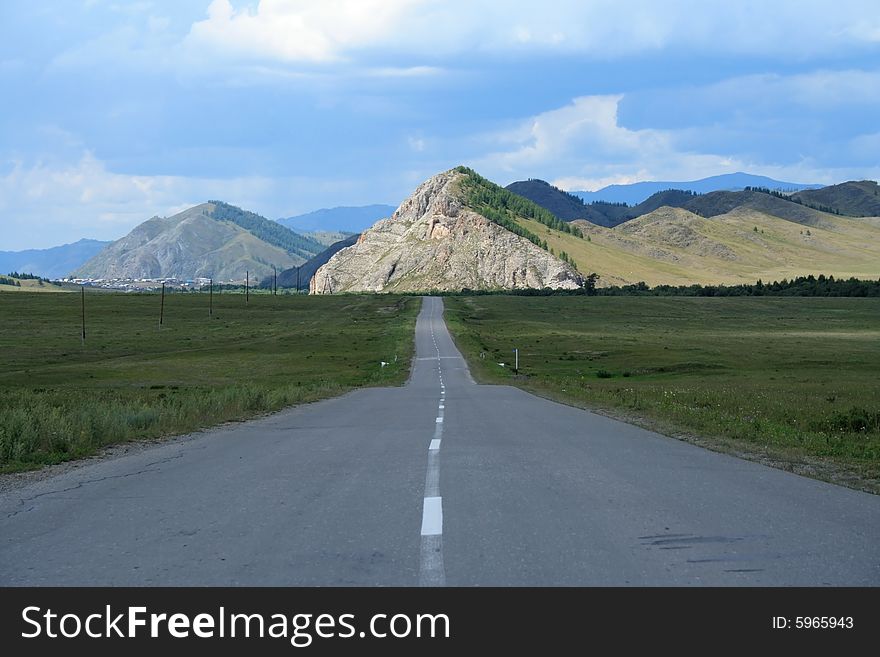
top-left (585, 273), bottom-right (600, 294)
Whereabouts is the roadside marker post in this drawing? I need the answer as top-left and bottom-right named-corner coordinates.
top-left (514, 348), bottom-right (519, 374)
top-left (159, 282), bottom-right (165, 327)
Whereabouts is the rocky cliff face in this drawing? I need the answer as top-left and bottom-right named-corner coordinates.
top-left (311, 170), bottom-right (583, 293)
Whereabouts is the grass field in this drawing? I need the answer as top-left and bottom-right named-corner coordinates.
top-left (0, 291), bottom-right (418, 472)
top-left (444, 296), bottom-right (880, 491)
top-left (0, 279), bottom-right (68, 293)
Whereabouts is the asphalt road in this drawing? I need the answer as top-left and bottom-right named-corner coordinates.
top-left (1, 297), bottom-right (878, 585)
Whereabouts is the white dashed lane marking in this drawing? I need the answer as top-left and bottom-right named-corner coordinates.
top-left (420, 497), bottom-right (443, 536)
top-left (420, 297), bottom-right (446, 586)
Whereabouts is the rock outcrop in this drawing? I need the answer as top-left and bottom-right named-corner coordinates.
top-left (311, 170), bottom-right (584, 293)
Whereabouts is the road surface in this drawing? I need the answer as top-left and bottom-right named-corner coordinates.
top-left (1, 297), bottom-right (878, 585)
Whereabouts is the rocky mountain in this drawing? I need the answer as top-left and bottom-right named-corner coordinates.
top-left (278, 205), bottom-right (397, 233)
top-left (73, 202), bottom-right (324, 283)
top-left (574, 172), bottom-right (821, 205)
top-left (0, 239), bottom-right (112, 279)
top-left (311, 168), bottom-right (583, 294)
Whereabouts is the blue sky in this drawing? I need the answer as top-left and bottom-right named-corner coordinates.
top-left (1, 0), bottom-right (879, 249)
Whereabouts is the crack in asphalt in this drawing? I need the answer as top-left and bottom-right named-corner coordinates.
top-left (4, 451), bottom-right (188, 519)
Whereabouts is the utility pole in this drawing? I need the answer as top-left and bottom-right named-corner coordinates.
top-left (246, 271), bottom-right (249, 304)
top-left (296, 266), bottom-right (300, 293)
top-left (81, 286), bottom-right (86, 344)
top-left (159, 282), bottom-right (165, 326)
top-left (273, 265), bottom-right (277, 296)
top-left (209, 278), bottom-right (213, 317)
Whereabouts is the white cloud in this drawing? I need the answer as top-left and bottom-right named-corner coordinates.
top-left (468, 92), bottom-right (880, 191)
top-left (186, 0), bottom-right (422, 62)
top-left (475, 95), bottom-right (665, 172)
top-left (0, 152), bottom-right (405, 250)
top-left (181, 0), bottom-right (880, 64)
top-left (472, 94), bottom-right (744, 187)
top-left (470, 0), bottom-right (880, 57)
top-left (0, 153), bottom-right (272, 249)
top-left (552, 172), bottom-right (652, 192)
top-left (45, 2), bottom-right (880, 84)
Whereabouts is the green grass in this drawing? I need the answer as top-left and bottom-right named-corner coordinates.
top-left (0, 292), bottom-right (418, 472)
top-left (444, 296), bottom-right (880, 490)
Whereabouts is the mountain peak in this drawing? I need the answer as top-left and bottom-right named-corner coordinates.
top-left (505, 178), bottom-right (592, 222)
top-left (72, 202), bottom-right (325, 283)
top-left (311, 168), bottom-right (583, 293)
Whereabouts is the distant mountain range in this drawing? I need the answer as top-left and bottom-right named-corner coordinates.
top-left (73, 202), bottom-right (325, 283)
top-left (499, 176), bottom-right (880, 286)
top-left (508, 179), bottom-right (880, 228)
top-left (312, 167), bottom-right (880, 292)
top-left (572, 172), bottom-right (822, 205)
top-left (278, 205), bottom-right (396, 233)
top-left (0, 239), bottom-right (110, 279)
top-left (8, 172), bottom-right (878, 291)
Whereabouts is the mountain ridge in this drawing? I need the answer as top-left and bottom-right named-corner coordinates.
top-left (790, 181), bottom-right (880, 217)
top-left (554, 205), bottom-right (880, 287)
top-left (0, 239), bottom-right (111, 279)
top-left (509, 178), bottom-right (878, 228)
top-left (73, 202), bottom-right (323, 282)
top-left (573, 172), bottom-right (822, 205)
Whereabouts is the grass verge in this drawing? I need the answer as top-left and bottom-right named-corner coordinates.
top-left (443, 296), bottom-right (880, 493)
top-left (0, 292), bottom-right (418, 472)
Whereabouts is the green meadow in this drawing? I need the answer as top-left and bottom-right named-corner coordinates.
top-left (0, 292), bottom-right (417, 472)
top-left (444, 296), bottom-right (880, 491)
